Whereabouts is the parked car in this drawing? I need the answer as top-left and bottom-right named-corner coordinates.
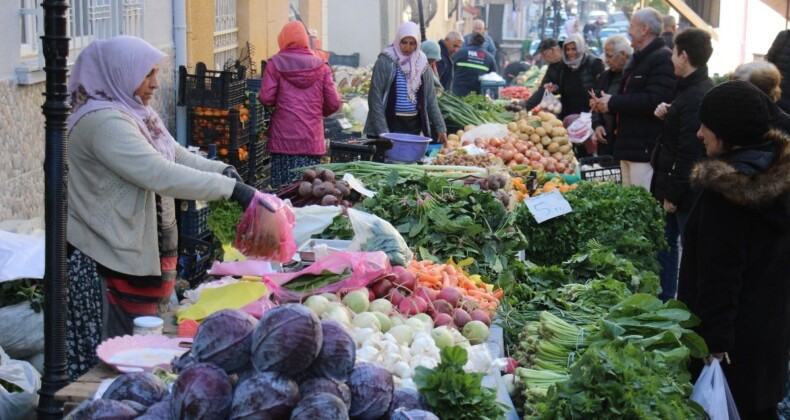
top-left (599, 27), bottom-right (619, 40)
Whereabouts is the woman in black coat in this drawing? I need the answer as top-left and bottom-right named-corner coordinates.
top-left (678, 81), bottom-right (790, 419)
top-left (650, 29), bottom-right (713, 302)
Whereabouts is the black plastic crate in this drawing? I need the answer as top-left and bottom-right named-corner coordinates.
top-left (329, 138), bottom-right (380, 163)
top-left (579, 156), bottom-right (622, 184)
top-left (250, 139), bottom-right (269, 171)
top-left (254, 166), bottom-right (272, 191)
top-left (188, 107), bottom-right (250, 149)
top-left (180, 63), bottom-right (246, 109)
top-left (178, 235), bottom-right (214, 286)
top-left (179, 200), bottom-right (211, 239)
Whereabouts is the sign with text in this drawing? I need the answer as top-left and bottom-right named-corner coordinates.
top-left (524, 189), bottom-right (572, 223)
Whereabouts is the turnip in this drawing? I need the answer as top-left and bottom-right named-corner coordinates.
top-left (342, 289), bottom-right (370, 314)
top-left (369, 298), bottom-right (393, 314)
top-left (452, 308), bottom-right (472, 328)
top-left (436, 288), bottom-right (464, 308)
top-left (398, 296), bottom-right (427, 316)
top-left (469, 309), bottom-right (491, 326)
top-left (321, 304), bottom-right (351, 325)
top-left (433, 313), bottom-right (453, 328)
top-left (406, 318), bottom-right (431, 335)
top-left (389, 314), bottom-right (406, 328)
top-left (411, 313), bottom-right (434, 327)
top-left (460, 297), bottom-right (479, 313)
top-left (431, 326), bottom-right (454, 349)
top-left (388, 325), bottom-right (415, 346)
top-left (352, 312), bottom-right (381, 331)
top-left (372, 312), bottom-right (392, 332)
top-left (462, 320), bottom-right (489, 344)
top-left (303, 295), bottom-right (331, 316)
top-left (319, 293), bottom-right (339, 302)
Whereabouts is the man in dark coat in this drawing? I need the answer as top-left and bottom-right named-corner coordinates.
top-left (660, 15), bottom-right (676, 50)
top-left (766, 29), bottom-right (790, 113)
top-left (678, 81), bottom-right (790, 419)
top-left (650, 28), bottom-right (713, 302)
top-left (590, 7), bottom-right (676, 188)
top-left (451, 32), bottom-right (497, 97)
top-left (591, 34), bottom-right (632, 156)
top-left (437, 30), bottom-right (463, 92)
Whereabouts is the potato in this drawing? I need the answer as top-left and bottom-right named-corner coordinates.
top-left (541, 136), bottom-right (553, 146)
top-left (559, 144), bottom-right (572, 154)
top-left (464, 124), bottom-right (476, 131)
top-left (534, 127), bottom-right (546, 137)
top-left (507, 122), bottom-right (518, 132)
top-left (547, 142), bottom-right (560, 153)
top-left (457, 130), bottom-right (465, 137)
top-left (529, 134), bottom-right (541, 143)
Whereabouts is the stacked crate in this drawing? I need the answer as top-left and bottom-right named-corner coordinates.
top-left (246, 77), bottom-right (273, 191)
top-left (177, 62), bottom-right (249, 285)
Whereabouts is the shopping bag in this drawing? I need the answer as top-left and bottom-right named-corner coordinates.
top-left (539, 89), bottom-right (562, 114)
top-left (690, 358), bottom-right (741, 420)
top-left (234, 192), bottom-right (296, 262)
top-left (567, 112), bottom-right (594, 144)
top-left (347, 208), bottom-right (413, 266)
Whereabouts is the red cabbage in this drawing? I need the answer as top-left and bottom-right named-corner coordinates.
top-left (192, 309), bottom-right (256, 374)
top-left (230, 372), bottom-right (300, 419)
top-left (308, 320), bottom-right (356, 381)
top-left (290, 392), bottom-right (350, 420)
top-left (251, 304), bottom-right (323, 375)
top-left (299, 377), bottom-right (352, 408)
top-left (170, 363), bottom-right (233, 420)
top-left (101, 372), bottom-right (169, 407)
top-left (348, 362), bottom-right (394, 420)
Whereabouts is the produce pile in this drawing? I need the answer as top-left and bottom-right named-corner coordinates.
top-left (275, 167), bottom-right (358, 207)
top-left (437, 92), bottom-right (512, 127)
top-left (438, 111), bottom-right (576, 175)
top-left (332, 66), bottom-right (371, 97)
top-left (499, 86), bottom-right (531, 100)
top-left (431, 150), bottom-right (503, 168)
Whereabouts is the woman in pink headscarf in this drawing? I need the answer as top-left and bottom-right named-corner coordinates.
top-left (365, 22), bottom-right (447, 144)
top-left (65, 36), bottom-right (264, 380)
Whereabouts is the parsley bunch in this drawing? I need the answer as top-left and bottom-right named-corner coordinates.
top-left (414, 346), bottom-right (508, 420)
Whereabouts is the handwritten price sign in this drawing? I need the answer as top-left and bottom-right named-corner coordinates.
top-left (524, 189), bottom-right (573, 223)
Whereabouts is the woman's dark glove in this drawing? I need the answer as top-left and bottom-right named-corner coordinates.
top-left (223, 165), bottom-right (245, 183)
top-left (230, 182), bottom-right (257, 208)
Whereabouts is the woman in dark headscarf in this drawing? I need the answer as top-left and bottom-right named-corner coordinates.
top-left (678, 81), bottom-right (790, 419)
top-left (66, 36), bottom-right (262, 380)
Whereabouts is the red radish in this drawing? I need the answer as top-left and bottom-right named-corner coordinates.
top-left (469, 309), bottom-right (491, 326)
top-left (414, 286), bottom-right (438, 303)
top-left (503, 358), bottom-right (520, 375)
top-left (432, 299), bottom-right (454, 316)
top-left (368, 289), bottom-right (376, 302)
top-left (391, 271), bottom-right (417, 292)
top-left (399, 296), bottom-right (428, 316)
top-left (388, 289), bottom-right (406, 306)
top-left (433, 313), bottom-right (453, 327)
top-left (436, 288), bottom-right (464, 308)
top-left (461, 297), bottom-right (479, 313)
top-left (369, 278), bottom-right (392, 299)
top-left (391, 265), bottom-right (407, 276)
top-left (453, 308), bottom-right (472, 328)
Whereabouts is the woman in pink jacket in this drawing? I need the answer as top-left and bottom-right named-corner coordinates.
top-left (259, 22), bottom-right (341, 188)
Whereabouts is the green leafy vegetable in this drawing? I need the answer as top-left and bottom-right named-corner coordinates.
top-left (207, 200), bottom-right (243, 245)
top-left (414, 346), bottom-right (508, 420)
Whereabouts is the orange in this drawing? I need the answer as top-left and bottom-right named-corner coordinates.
top-left (219, 147), bottom-right (229, 157)
top-left (559, 185), bottom-right (570, 193)
top-left (542, 182), bottom-right (557, 192)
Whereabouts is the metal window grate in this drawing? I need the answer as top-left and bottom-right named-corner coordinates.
top-left (214, 0), bottom-right (238, 70)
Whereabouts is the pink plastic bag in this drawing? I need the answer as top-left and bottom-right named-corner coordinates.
top-left (262, 251), bottom-right (392, 303)
top-left (234, 192), bottom-right (296, 262)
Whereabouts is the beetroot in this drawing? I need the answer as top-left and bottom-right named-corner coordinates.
top-left (431, 299), bottom-right (453, 316)
top-left (391, 270), bottom-right (417, 292)
top-left (398, 296), bottom-right (428, 316)
top-left (469, 309), bottom-right (492, 326)
top-left (370, 278), bottom-right (393, 299)
top-left (452, 308), bottom-right (472, 328)
top-left (436, 288), bottom-right (464, 308)
top-left (433, 313), bottom-right (453, 327)
top-left (387, 289), bottom-right (406, 306)
top-left (413, 287), bottom-right (437, 304)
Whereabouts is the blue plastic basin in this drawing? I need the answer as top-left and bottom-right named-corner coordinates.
top-left (380, 133), bottom-right (431, 163)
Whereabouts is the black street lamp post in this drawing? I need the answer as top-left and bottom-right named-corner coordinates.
top-left (36, 0), bottom-right (71, 418)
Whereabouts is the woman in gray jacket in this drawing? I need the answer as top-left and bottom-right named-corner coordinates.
top-left (65, 36), bottom-right (264, 380)
top-left (364, 22), bottom-right (447, 143)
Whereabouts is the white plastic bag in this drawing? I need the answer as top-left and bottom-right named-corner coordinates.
top-left (0, 346), bottom-right (40, 420)
top-left (460, 123), bottom-right (510, 145)
top-left (539, 89), bottom-right (562, 115)
top-left (567, 112), bottom-right (594, 144)
top-left (690, 358), bottom-right (741, 420)
top-left (0, 303), bottom-right (44, 359)
top-left (291, 204), bottom-right (343, 247)
top-left (347, 208), bottom-right (412, 266)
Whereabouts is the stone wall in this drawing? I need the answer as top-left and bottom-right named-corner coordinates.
top-left (0, 49), bottom-right (175, 222)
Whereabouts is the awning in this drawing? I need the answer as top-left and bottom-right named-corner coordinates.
top-left (663, 0), bottom-right (720, 41)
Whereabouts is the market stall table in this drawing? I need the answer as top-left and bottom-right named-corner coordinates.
top-left (54, 313), bottom-right (179, 412)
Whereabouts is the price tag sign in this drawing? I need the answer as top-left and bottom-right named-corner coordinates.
top-left (524, 189), bottom-right (572, 223)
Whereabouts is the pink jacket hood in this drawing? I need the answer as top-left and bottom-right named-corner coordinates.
top-left (259, 48), bottom-right (342, 156)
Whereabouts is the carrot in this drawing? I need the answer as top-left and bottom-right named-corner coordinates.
top-left (493, 288), bottom-right (504, 300)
